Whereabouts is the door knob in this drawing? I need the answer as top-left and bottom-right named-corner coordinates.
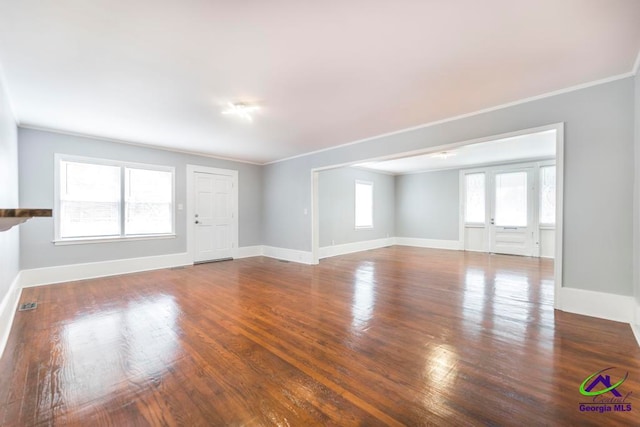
top-left (195, 220), bottom-right (199, 224)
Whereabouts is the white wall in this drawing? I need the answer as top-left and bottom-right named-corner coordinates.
top-left (18, 128), bottom-right (263, 269)
top-left (263, 77), bottom-right (634, 297)
top-left (0, 73), bottom-right (19, 305)
top-left (319, 167), bottom-right (394, 247)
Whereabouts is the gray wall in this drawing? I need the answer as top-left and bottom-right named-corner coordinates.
top-left (395, 170), bottom-right (459, 241)
top-left (263, 77), bottom-right (635, 296)
top-left (319, 167), bottom-right (394, 247)
top-left (0, 79), bottom-right (19, 302)
top-left (18, 128), bottom-right (263, 269)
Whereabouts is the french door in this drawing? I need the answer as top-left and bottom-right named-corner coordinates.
top-left (489, 168), bottom-right (535, 256)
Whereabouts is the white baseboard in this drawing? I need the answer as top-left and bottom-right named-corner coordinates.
top-left (632, 301), bottom-right (640, 347)
top-left (235, 245), bottom-right (263, 259)
top-left (559, 287), bottom-right (634, 323)
top-left (262, 246), bottom-right (314, 265)
top-left (0, 272), bottom-right (23, 359)
top-left (631, 323), bottom-right (640, 348)
top-left (20, 252), bottom-right (191, 288)
top-left (395, 237), bottom-right (461, 251)
top-left (319, 237), bottom-right (394, 259)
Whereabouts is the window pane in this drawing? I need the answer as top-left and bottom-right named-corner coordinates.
top-left (60, 161), bottom-right (121, 238)
top-left (355, 181), bottom-right (373, 228)
top-left (495, 171), bottom-right (528, 227)
top-left (540, 166), bottom-right (556, 225)
top-left (465, 173), bottom-right (485, 223)
top-left (125, 168), bottom-right (173, 235)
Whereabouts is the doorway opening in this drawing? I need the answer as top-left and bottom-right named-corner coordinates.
top-left (311, 123), bottom-right (564, 309)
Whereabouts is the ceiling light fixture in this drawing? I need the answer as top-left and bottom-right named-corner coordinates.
top-left (430, 151), bottom-right (456, 159)
top-left (221, 102), bottom-right (260, 121)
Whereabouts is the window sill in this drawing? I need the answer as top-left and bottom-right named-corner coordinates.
top-left (539, 225), bottom-right (556, 230)
top-left (53, 234), bottom-right (177, 246)
top-left (354, 226), bottom-right (373, 230)
top-left (464, 223), bottom-right (485, 228)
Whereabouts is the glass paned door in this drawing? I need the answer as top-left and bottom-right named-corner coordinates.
top-left (490, 169), bottom-right (534, 256)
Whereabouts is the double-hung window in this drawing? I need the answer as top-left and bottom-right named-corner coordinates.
top-left (355, 180), bottom-right (373, 229)
top-left (55, 155), bottom-right (175, 243)
top-left (539, 165), bottom-right (556, 226)
top-left (464, 172), bottom-right (485, 224)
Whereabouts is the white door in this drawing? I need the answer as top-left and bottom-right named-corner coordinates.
top-left (489, 169), bottom-right (535, 256)
top-left (193, 172), bottom-right (234, 263)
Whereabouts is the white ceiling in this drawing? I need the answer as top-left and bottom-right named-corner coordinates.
top-left (354, 129), bottom-right (556, 174)
top-left (0, 1), bottom-right (638, 164)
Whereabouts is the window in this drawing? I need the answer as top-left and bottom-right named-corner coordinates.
top-left (494, 171), bottom-right (528, 227)
top-left (539, 165), bottom-right (556, 226)
top-left (56, 155), bottom-right (174, 242)
top-left (464, 173), bottom-right (485, 224)
top-left (355, 180), bottom-right (373, 229)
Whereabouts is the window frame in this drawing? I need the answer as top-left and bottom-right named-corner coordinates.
top-left (538, 163), bottom-right (557, 229)
top-left (463, 172), bottom-right (486, 226)
top-left (54, 154), bottom-right (176, 245)
top-left (354, 179), bottom-right (374, 230)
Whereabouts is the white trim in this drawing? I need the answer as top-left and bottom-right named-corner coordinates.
top-left (262, 246), bottom-right (314, 265)
top-left (53, 233), bottom-right (176, 245)
top-left (559, 287), bottom-right (634, 323)
top-left (311, 171), bottom-right (320, 265)
top-left (19, 252), bottom-right (191, 288)
top-left (267, 74), bottom-right (632, 165)
top-left (632, 300), bottom-right (640, 347)
top-left (631, 323), bottom-right (640, 348)
top-left (0, 272), bottom-right (23, 359)
top-left (633, 48), bottom-right (640, 75)
top-left (186, 164), bottom-right (239, 263)
top-left (54, 153), bottom-right (177, 242)
top-left (395, 237), bottom-right (460, 251)
top-left (20, 124), bottom-right (262, 165)
top-left (319, 238), bottom-right (394, 259)
top-left (554, 124), bottom-right (565, 309)
top-left (235, 245), bottom-right (263, 259)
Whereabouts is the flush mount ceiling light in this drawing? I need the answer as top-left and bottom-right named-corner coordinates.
top-left (430, 151), bottom-right (456, 159)
top-left (221, 102), bottom-right (260, 121)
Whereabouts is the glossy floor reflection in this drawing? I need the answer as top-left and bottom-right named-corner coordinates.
top-left (1, 247), bottom-right (639, 426)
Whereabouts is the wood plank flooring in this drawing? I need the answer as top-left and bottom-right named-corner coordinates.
top-left (1, 247), bottom-right (639, 426)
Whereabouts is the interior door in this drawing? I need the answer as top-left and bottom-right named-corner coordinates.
top-left (489, 169), bottom-right (534, 256)
top-left (194, 172), bottom-right (234, 262)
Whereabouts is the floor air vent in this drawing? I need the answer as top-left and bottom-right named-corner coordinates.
top-left (18, 302), bottom-right (37, 311)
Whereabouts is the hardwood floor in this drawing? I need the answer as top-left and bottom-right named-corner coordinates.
top-left (1, 247), bottom-right (639, 426)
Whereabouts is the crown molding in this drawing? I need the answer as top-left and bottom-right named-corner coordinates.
top-left (267, 72), bottom-right (634, 165)
top-left (18, 124), bottom-right (263, 166)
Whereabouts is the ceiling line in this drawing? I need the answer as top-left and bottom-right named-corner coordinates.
top-left (384, 156), bottom-right (557, 177)
top-left (265, 71), bottom-right (634, 166)
top-left (17, 123), bottom-right (264, 166)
